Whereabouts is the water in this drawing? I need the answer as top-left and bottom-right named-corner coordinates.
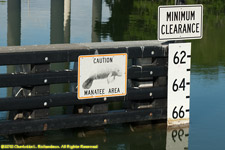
top-left (0, 0), bottom-right (225, 149)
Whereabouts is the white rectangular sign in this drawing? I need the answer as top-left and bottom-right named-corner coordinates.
top-left (167, 43), bottom-right (191, 126)
top-left (78, 53), bottom-right (127, 99)
top-left (158, 5), bottom-right (203, 41)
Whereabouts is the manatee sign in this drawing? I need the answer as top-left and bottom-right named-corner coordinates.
top-left (78, 53), bottom-right (127, 99)
top-left (158, 4), bottom-right (203, 40)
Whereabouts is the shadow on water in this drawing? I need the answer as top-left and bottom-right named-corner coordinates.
top-left (100, 0), bottom-right (225, 73)
top-left (188, 0), bottom-right (225, 73)
top-left (100, 0), bottom-right (174, 41)
top-left (0, 123), bottom-right (189, 150)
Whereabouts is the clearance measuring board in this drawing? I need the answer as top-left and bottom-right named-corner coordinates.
top-left (158, 4), bottom-right (203, 41)
top-left (167, 43), bottom-right (191, 126)
top-left (78, 53), bottom-right (127, 99)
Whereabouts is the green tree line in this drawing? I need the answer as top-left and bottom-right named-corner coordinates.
top-left (98, 0), bottom-right (225, 72)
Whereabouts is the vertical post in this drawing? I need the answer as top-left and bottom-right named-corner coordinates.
top-left (28, 0), bottom-right (30, 16)
top-left (64, 0), bottom-right (74, 114)
top-left (7, 0), bottom-right (21, 47)
top-left (50, 0), bottom-right (64, 44)
top-left (7, 0), bottom-right (22, 79)
top-left (7, 0), bottom-right (23, 120)
top-left (167, 43), bottom-right (191, 126)
top-left (50, 0), bottom-right (67, 92)
top-left (86, 0), bottom-right (108, 114)
top-left (92, 0), bottom-right (102, 42)
top-left (64, 0), bottom-right (71, 43)
top-left (50, 0), bottom-right (69, 114)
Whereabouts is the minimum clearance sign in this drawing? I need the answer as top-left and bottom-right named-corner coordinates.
top-left (158, 5), bottom-right (203, 40)
top-left (78, 53), bottom-right (127, 99)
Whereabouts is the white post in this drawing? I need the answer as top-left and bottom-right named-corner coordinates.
top-left (167, 43), bottom-right (191, 126)
top-left (64, 0), bottom-right (71, 43)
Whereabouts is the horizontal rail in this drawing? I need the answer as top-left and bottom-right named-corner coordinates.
top-left (128, 65), bottom-right (167, 79)
top-left (0, 47), bottom-right (167, 65)
top-left (0, 108), bottom-right (167, 135)
top-left (0, 42), bottom-right (167, 65)
top-left (0, 70), bottom-right (77, 87)
top-left (0, 66), bottom-right (167, 87)
top-left (0, 87), bottom-right (167, 111)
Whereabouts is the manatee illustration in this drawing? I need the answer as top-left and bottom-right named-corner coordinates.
top-left (82, 65), bottom-right (122, 89)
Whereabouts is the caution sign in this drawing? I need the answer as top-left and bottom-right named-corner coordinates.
top-left (78, 53), bottom-right (127, 99)
top-left (158, 4), bottom-right (203, 41)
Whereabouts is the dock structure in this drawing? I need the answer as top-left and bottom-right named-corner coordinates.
top-left (0, 40), bottom-right (168, 135)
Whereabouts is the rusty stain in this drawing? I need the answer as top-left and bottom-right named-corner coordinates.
top-left (167, 118), bottom-right (189, 126)
top-left (43, 123), bottom-right (48, 131)
top-left (167, 124), bottom-right (189, 131)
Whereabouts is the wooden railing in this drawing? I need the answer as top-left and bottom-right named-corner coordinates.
top-left (0, 40), bottom-right (168, 135)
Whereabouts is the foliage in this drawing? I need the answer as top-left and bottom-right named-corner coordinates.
top-left (99, 0), bottom-right (225, 71)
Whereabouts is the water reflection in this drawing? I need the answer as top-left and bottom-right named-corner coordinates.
top-left (100, 0), bottom-right (173, 41)
top-left (1, 0), bottom-right (225, 148)
top-left (7, 0), bottom-right (21, 46)
top-left (50, 0), bottom-right (64, 44)
top-left (0, 124), bottom-right (189, 150)
top-left (92, 0), bottom-right (102, 42)
top-left (64, 0), bottom-right (71, 43)
top-left (166, 126), bottom-right (189, 150)
top-left (190, 0), bottom-right (225, 75)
